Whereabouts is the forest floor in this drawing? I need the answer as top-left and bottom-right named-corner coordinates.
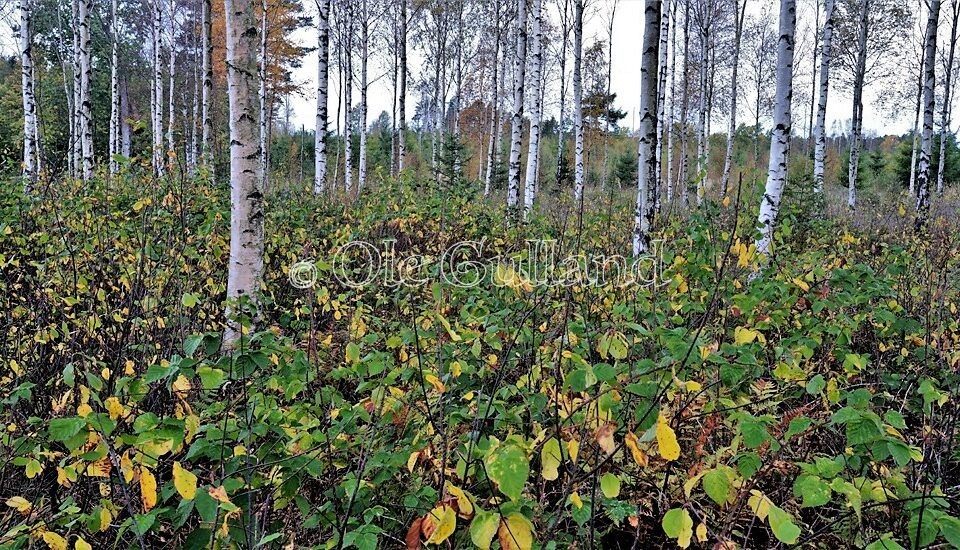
top-left (1, 173), bottom-right (959, 549)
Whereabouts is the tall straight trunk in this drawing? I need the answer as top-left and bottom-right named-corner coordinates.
top-left (259, 0), bottom-right (269, 189)
top-left (398, 0), bottom-right (407, 173)
top-left (344, 15), bottom-right (354, 193)
top-left (634, 0), bottom-right (660, 255)
top-left (916, 0), bottom-right (941, 228)
top-left (484, 10), bottom-right (502, 196)
top-left (507, 0), bottom-right (527, 212)
top-left (190, 35), bottom-right (200, 171)
top-left (573, 0), bottom-right (585, 203)
top-left (937, 0), bottom-right (959, 196)
top-left (846, 0), bottom-right (869, 210)
top-left (167, 0), bottom-right (176, 160)
top-left (813, 0), bottom-right (836, 195)
top-left (655, 0), bottom-right (671, 190)
top-left (153, 0), bottom-right (165, 177)
top-left (20, 0), bottom-right (38, 184)
top-left (720, 0), bottom-right (746, 196)
top-left (755, 0), bottom-right (796, 258)
top-left (555, 0), bottom-right (570, 190)
top-left (909, 69), bottom-right (922, 196)
top-left (358, 4), bottom-right (369, 189)
top-left (390, 7), bottom-right (399, 177)
top-left (523, 0), bottom-right (544, 217)
top-left (694, 29), bottom-right (708, 205)
top-left (678, 2), bottom-right (690, 206)
top-left (224, 0), bottom-right (265, 343)
top-left (72, 0), bottom-right (81, 178)
top-left (600, 1), bottom-right (617, 190)
top-left (109, 0), bottom-right (120, 176)
top-left (807, 0), bottom-right (820, 145)
top-left (121, 78), bottom-right (132, 156)
top-left (201, 0), bottom-right (213, 171)
top-left (78, 0), bottom-right (92, 181)
top-left (666, 0), bottom-right (677, 203)
top-left (315, 0), bottom-right (331, 194)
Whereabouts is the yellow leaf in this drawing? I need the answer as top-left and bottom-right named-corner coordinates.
top-left (233, 445), bottom-right (246, 456)
top-left (424, 504), bottom-right (457, 545)
top-left (595, 422), bottom-right (616, 455)
top-left (722, 196), bottom-right (731, 208)
top-left (792, 277), bottom-right (810, 292)
top-left (696, 522), bottom-right (708, 542)
top-left (734, 326), bottom-right (759, 345)
top-left (104, 397), bottom-right (124, 420)
top-left (99, 508), bottom-right (112, 532)
top-left (424, 373), bottom-right (446, 393)
top-left (747, 489), bottom-right (772, 521)
top-left (540, 438), bottom-right (562, 481)
top-left (173, 462), bottom-right (198, 500)
top-left (208, 485), bottom-right (231, 503)
top-left (5, 496), bottom-right (31, 513)
top-left (445, 482), bottom-right (474, 518)
top-left (86, 457), bottom-right (111, 478)
top-left (656, 414), bottom-right (680, 461)
top-left (498, 513), bottom-right (534, 550)
top-left (42, 532), bottom-right (68, 550)
top-left (172, 374), bottom-right (192, 395)
top-left (75, 538), bottom-right (92, 550)
top-left (624, 432), bottom-right (648, 467)
top-left (139, 467), bottom-right (158, 511)
top-left (77, 403), bottom-right (93, 418)
top-left (407, 451), bottom-right (420, 473)
top-left (569, 492), bottom-right (584, 509)
top-left (567, 440), bottom-right (579, 463)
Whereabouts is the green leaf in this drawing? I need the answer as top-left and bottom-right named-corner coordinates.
top-left (469, 510), bottom-right (500, 550)
top-left (661, 508), bottom-right (693, 548)
top-left (792, 474), bottom-right (831, 508)
top-left (600, 473), bottom-right (621, 499)
top-left (540, 438), bottom-right (561, 481)
top-left (703, 468), bottom-right (732, 506)
top-left (49, 417), bottom-right (86, 441)
top-left (768, 506), bottom-right (801, 544)
top-left (197, 366), bottom-right (226, 390)
top-left (864, 535), bottom-right (907, 550)
top-left (346, 342), bottom-right (360, 364)
top-left (485, 442), bottom-right (529, 501)
top-left (938, 515), bottom-right (960, 548)
top-left (907, 511), bottom-right (938, 549)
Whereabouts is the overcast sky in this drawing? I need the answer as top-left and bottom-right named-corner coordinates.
top-left (1, 0), bottom-right (917, 137)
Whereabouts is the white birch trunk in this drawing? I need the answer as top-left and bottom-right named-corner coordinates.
top-left (846, 0), bottom-right (869, 210)
top-left (937, 0), bottom-right (959, 196)
top-left (655, 0), bottom-right (671, 191)
top-left (507, 0), bottom-right (527, 212)
top-left (259, 0), bottom-right (269, 190)
top-left (666, 1), bottom-right (677, 203)
top-left (573, 0), bottom-right (585, 203)
top-left (909, 73), bottom-right (922, 196)
top-left (20, 0), bottom-right (38, 184)
top-left (916, 0), bottom-right (941, 227)
top-left (201, 0), bottom-right (213, 171)
top-left (109, 0), bottom-right (120, 176)
top-left (523, 0), bottom-right (543, 218)
top-left (679, 2), bottom-right (691, 206)
top-left (315, 0), bottom-right (331, 194)
top-left (695, 30), bottom-right (708, 206)
top-left (78, 0), bottom-right (92, 181)
top-left (721, 0), bottom-right (747, 196)
top-left (484, 17), bottom-right (502, 196)
top-left (398, 0), bottom-right (407, 174)
top-left (812, 0), bottom-right (835, 195)
top-left (755, 0), bottom-right (796, 258)
top-left (167, 0), bottom-right (176, 161)
top-left (153, 0), bottom-right (165, 177)
top-left (555, 0), bottom-right (570, 192)
top-left (358, 4), bottom-right (369, 190)
top-left (224, 0), bottom-right (266, 344)
top-left (72, 0), bottom-right (81, 179)
top-left (344, 15), bottom-right (354, 193)
top-left (634, 0), bottom-right (660, 256)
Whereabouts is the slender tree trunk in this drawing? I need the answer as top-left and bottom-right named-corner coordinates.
top-left (507, 0), bottom-right (527, 213)
top-left (167, 0), bottom-right (176, 161)
top-left (635, 0), bottom-right (660, 255)
top-left (678, 2), bottom-right (690, 206)
top-left (398, 0), bottom-right (407, 174)
top-left (78, 0), bottom-right (92, 181)
top-left (573, 0), bottom-right (585, 203)
top-left (555, 0), bottom-right (570, 191)
top-left (666, 0), bottom-right (677, 203)
top-left (20, 0), bottom-right (38, 185)
top-left (813, 0), bottom-right (835, 195)
top-left (109, 0), bottom-right (120, 176)
top-left (72, 0), bottom-right (82, 178)
top-left (721, 0), bottom-right (747, 196)
top-left (937, 0), bottom-right (959, 196)
top-left (916, 0), bottom-right (941, 228)
top-left (808, 0), bottom-right (820, 146)
top-left (655, 0), bottom-right (671, 191)
top-left (523, 0), bottom-right (544, 217)
top-left (190, 33), bottom-right (200, 172)
top-left (153, 0), bottom-right (165, 177)
top-left (695, 28), bottom-right (708, 205)
top-left (224, 0), bottom-right (265, 344)
top-left (259, 0), bottom-right (269, 189)
top-left (755, 0), bottom-right (796, 258)
top-left (484, 8), bottom-right (502, 196)
top-left (909, 69), bottom-right (922, 196)
top-left (344, 14), bottom-right (354, 193)
top-left (121, 78), bottom-right (132, 156)
top-left (846, 0), bottom-right (869, 210)
top-left (315, 0), bottom-right (331, 194)
top-left (358, 3), bottom-right (369, 189)
top-left (201, 0), bottom-right (213, 171)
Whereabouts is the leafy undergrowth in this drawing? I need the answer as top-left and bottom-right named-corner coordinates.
top-left (1, 173), bottom-right (959, 549)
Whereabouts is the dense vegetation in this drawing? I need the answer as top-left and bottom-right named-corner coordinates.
top-left (2, 167), bottom-right (959, 549)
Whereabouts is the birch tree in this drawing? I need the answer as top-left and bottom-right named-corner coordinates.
top-left (755, 0), bottom-right (796, 258)
top-left (259, 0), bottom-right (269, 189)
top-left (720, 0), bottom-right (748, 196)
top-left (812, 0), bottom-right (836, 195)
top-left (19, 0), bottom-right (38, 185)
top-left (398, 0), bottom-right (407, 173)
top-left (484, 0), bottom-right (504, 196)
top-left (915, 0), bottom-right (941, 228)
top-left (109, 0), bottom-right (121, 177)
top-left (507, 0), bottom-right (527, 213)
top-left (573, 0), bottom-right (585, 203)
top-left (655, 0), bottom-right (671, 192)
top-left (524, 0), bottom-right (544, 217)
top-left (224, 0), bottom-right (266, 343)
top-left (201, 0), bottom-right (213, 172)
top-left (315, 0), bottom-right (331, 194)
top-left (167, 0), bottom-right (177, 160)
top-left (358, 0), bottom-right (369, 190)
top-left (153, 0), bottom-right (165, 177)
top-left (78, 0), bottom-right (93, 181)
top-left (554, 0), bottom-right (572, 191)
top-left (634, 0), bottom-right (660, 256)
top-left (937, 0), bottom-right (959, 196)
top-left (846, 0), bottom-right (869, 210)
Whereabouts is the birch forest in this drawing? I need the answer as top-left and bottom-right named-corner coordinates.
top-left (3, 0), bottom-right (960, 547)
